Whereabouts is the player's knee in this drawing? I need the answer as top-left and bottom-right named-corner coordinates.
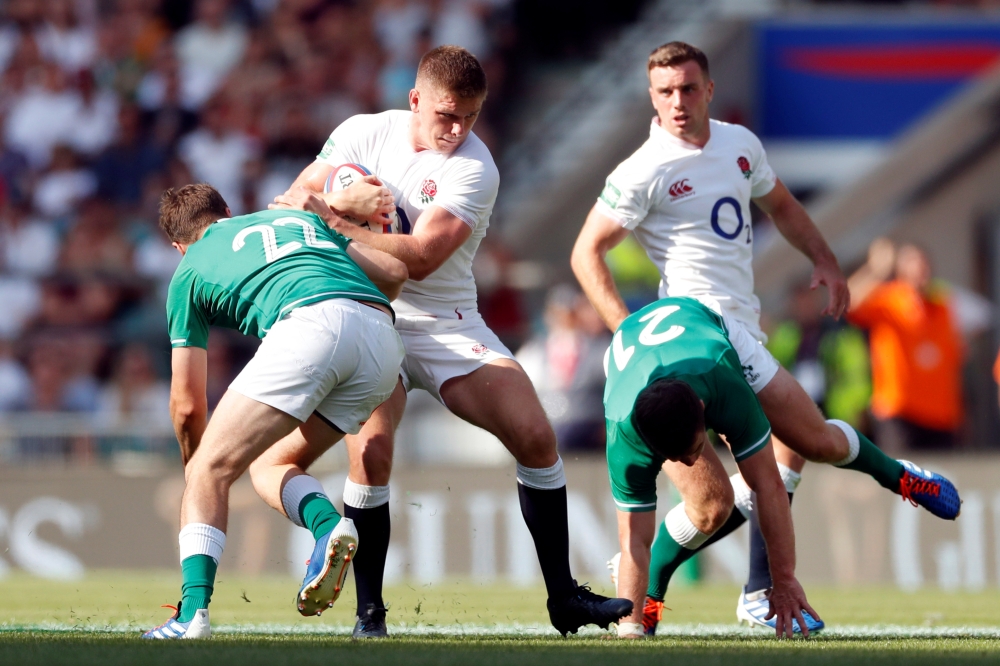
top-left (705, 498), bottom-right (733, 533)
top-left (192, 448), bottom-right (245, 486)
top-left (511, 418), bottom-right (557, 467)
top-left (187, 457), bottom-right (238, 490)
top-left (688, 496), bottom-right (732, 534)
top-left (522, 416), bottom-right (557, 451)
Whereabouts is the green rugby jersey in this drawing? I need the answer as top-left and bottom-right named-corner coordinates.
top-left (605, 297), bottom-right (771, 512)
top-left (167, 209), bottom-right (392, 348)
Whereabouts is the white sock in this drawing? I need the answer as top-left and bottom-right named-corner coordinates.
top-left (665, 502), bottom-right (711, 550)
top-left (280, 474), bottom-right (327, 528)
top-left (776, 463), bottom-right (802, 494)
top-left (828, 419), bottom-right (860, 466)
top-left (730, 473), bottom-right (753, 518)
top-left (178, 523), bottom-right (226, 565)
top-left (617, 622), bottom-right (645, 638)
top-left (343, 478), bottom-right (390, 508)
top-left (516, 456), bottom-right (566, 490)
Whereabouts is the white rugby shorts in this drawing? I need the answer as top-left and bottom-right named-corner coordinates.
top-left (230, 298), bottom-right (405, 434)
top-left (688, 295), bottom-right (778, 393)
top-left (717, 308), bottom-right (780, 394)
top-left (394, 313), bottom-right (515, 403)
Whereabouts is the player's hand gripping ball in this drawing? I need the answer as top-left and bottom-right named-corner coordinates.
top-left (324, 164), bottom-right (400, 234)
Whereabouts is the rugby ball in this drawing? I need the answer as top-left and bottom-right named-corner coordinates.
top-left (323, 163), bottom-right (399, 234)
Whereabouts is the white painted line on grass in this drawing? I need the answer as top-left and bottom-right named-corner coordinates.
top-left (2, 623), bottom-right (1000, 638)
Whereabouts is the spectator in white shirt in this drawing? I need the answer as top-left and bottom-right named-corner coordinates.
top-left (33, 145), bottom-right (97, 219)
top-left (430, 0), bottom-right (490, 58)
top-left (35, 0), bottom-right (97, 73)
top-left (177, 98), bottom-right (258, 214)
top-left (4, 62), bottom-right (80, 168)
top-left (65, 69), bottom-right (119, 157)
top-left (373, 0), bottom-right (429, 66)
top-left (0, 201), bottom-right (59, 277)
top-left (174, 0), bottom-right (248, 110)
top-left (0, 340), bottom-right (30, 411)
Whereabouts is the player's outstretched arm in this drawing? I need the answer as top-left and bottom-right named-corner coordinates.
top-left (615, 509), bottom-right (657, 637)
top-left (347, 241), bottom-right (409, 301)
top-left (169, 347), bottom-right (208, 467)
top-left (571, 205), bottom-right (633, 332)
top-left (737, 441), bottom-right (821, 638)
top-left (754, 179), bottom-right (849, 319)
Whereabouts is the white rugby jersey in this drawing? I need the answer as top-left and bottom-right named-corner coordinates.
top-left (595, 118), bottom-right (777, 334)
top-left (317, 110), bottom-right (499, 320)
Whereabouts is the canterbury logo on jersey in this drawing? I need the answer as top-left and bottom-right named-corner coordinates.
top-left (668, 179), bottom-right (694, 200)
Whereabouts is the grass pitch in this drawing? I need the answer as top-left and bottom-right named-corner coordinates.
top-left (1, 572), bottom-right (999, 664)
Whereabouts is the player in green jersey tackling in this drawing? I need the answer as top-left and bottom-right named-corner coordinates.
top-left (143, 184), bottom-right (407, 639)
top-left (605, 296), bottom-right (819, 638)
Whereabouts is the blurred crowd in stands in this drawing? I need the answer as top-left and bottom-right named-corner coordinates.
top-left (0, 0), bottom-right (517, 435)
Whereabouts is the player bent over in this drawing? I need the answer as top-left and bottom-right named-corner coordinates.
top-left (573, 41), bottom-right (961, 634)
top-left (607, 296), bottom-right (819, 638)
top-left (143, 184), bottom-right (406, 639)
top-left (606, 295), bottom-right (962, 636)
top-left (282, 46), bottom-right (633, 637)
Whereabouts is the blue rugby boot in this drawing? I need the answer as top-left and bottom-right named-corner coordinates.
top-left (142, 602), bottom-right (211, 639)
top-left (297, 517), bottom-right (358, 616)
top-left (898, 460), bottom-right (961, 520)
top-left (736, 587), bottom-right (824, 634)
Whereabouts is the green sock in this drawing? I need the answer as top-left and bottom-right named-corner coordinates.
top-left (299, 492), bottom-right (342, 540)
top-left (646, 510), bottom-right (746, 600)
top-left (835, 426), bottom-right (904, 492)
top-left (178, 555), bottom-right (217, 623)
top-left (646, 519), bottom-right (686, 600)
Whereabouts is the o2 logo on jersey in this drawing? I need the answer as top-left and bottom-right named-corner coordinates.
top-left (419, 179), bottom-right (438, 204)
top-left (711, 197), bottom-right (751, 245)
top-left (668, 179), bottom-right (694, 201)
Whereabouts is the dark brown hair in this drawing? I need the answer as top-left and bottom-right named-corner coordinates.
top-left (159, 184), bottom-right (229, 244)
top-left (648, 41), bottom-right (710, 77)
top-left (632, 379), bottom-right (705, 460)
top-left (416, 45), bottom-right (488, 99)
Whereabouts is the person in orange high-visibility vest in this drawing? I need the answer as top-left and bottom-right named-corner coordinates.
top-left (848, 239), bottom-right (963, 453)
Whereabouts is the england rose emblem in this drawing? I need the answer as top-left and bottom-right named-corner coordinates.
top-left (420, 179), bottom-right (438, 203)
top-left (737, 156), bottom-right (752, 180)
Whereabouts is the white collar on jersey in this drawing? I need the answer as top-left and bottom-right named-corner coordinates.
top-left (649, 116), bottom-right (709, 152)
